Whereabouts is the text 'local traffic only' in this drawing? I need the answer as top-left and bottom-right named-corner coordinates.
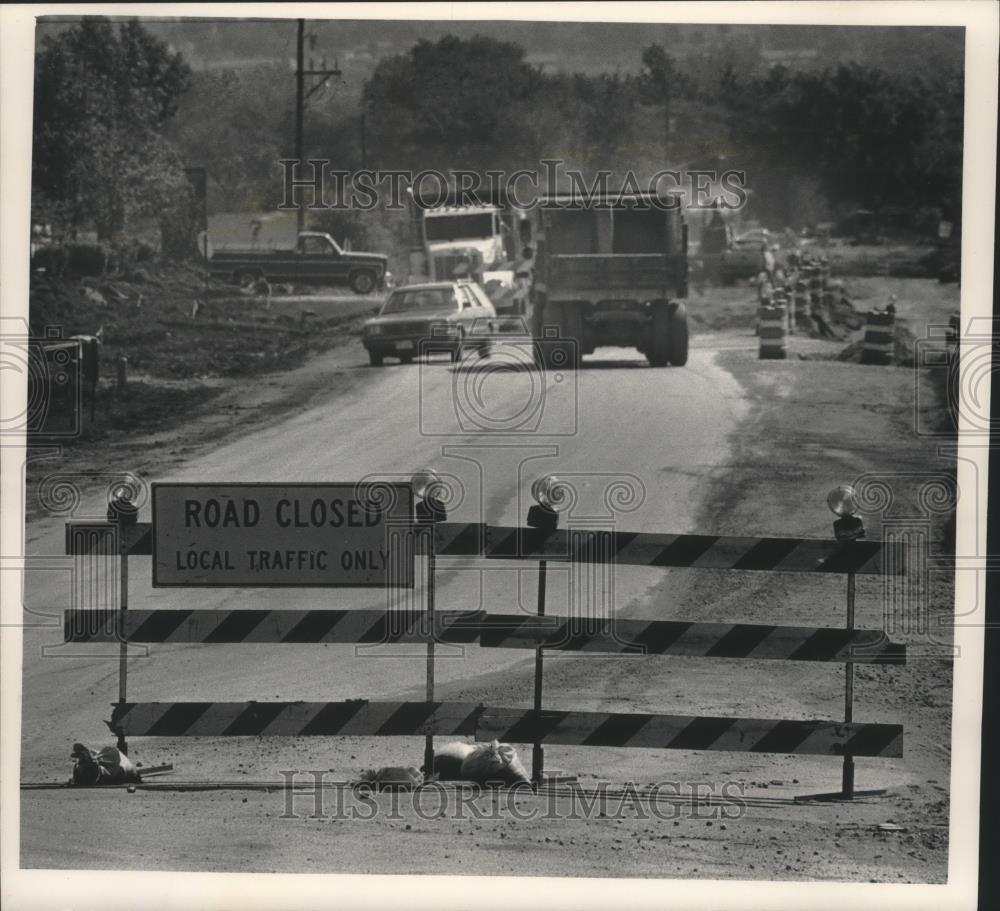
top-left (152, 483), bottom-right (415, 587)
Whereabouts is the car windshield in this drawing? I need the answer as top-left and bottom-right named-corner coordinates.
top-left (381, 288), bottom-right (456, 314)
top-left (424, 213), bottom-right (494, 242)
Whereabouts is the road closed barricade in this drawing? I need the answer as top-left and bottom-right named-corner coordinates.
top-left (63, 476), bottom-right (908, 799)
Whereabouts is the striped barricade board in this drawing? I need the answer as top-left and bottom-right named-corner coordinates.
top-left (65, 521), bottom-right (904, 576)
top-left (109, 700), bottom-right (481, 739)
top-left (108, 700), bottom-right (903, 758)
top-left (436, 524), bottom-right (903, 575)
top-left (63, 609), bottom-right (905, 664)
top-left (64, 608), bottom-right (484, 644)
top-left (478, 614), bottom-right (906, 664)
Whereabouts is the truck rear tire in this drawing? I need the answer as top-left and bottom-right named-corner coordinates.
top-left (666, 301), bottom-right (689, 366)
top-left (539, 301), bottom-right (583, 370)
top-left (560, 304), bottom-right (584, 369)
top-left (647, 301), bottom-right (671, 367)
top-left (233, 269), bottom-right (258, 286)
top-left (648, 300), bottom-right (689, 367)
top-left (350, 270), bottom-right (376, 295)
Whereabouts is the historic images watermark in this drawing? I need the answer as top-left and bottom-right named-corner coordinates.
top-left (278, 773), bottom-right (749, 822)
top-left (278, 159), bottom-right (749, 211)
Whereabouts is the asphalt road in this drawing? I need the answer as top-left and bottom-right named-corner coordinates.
top-left (16, 323), bottom-right (952, 881)
top-left (19, 338), bottom-right (750, 782)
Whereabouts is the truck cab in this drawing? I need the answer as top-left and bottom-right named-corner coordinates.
top-left (421, 205), bottom-right (505, 280)
top-left (531, 194), bottom-right (689, 368)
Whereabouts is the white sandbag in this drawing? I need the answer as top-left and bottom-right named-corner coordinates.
top-left (71, 743), bottom-right (140, 786)
top-left (459, 740), bottom-right (530, 787)
top-left (431, 741), bottom-right (477, 780)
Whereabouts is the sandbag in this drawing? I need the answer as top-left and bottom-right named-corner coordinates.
top-left (430, 741), bottom-right (477, 780)
top-left (71, 743), bottom-right (140, 786)
top-left (459, 740), bottom-right (530, 787)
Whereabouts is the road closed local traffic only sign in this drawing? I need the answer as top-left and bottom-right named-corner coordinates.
top-left (152, 483), bottom-right (414, 587)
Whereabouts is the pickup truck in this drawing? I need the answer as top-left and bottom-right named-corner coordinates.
top-left (205, 231), bottom-right (389, 294)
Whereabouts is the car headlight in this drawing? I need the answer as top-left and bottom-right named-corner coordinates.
top-left (367, 324), bottom-right (382, 336)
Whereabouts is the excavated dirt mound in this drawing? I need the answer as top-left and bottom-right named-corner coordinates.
top-left (28, 260), bottom-right (370, 379)
top-left (837, 321), bottom-right (919, 367)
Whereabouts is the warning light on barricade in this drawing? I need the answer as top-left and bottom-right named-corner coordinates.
top-left (412, 468), bottom-right (447, 523)
top-left (827, 485), bottom-right (865, 541)
top-left (106, 489), bottom-right (138, 528)
top-left (528, 475), bottom-right (568, 533)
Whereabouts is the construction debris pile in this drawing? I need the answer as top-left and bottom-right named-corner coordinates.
top-left (29, 257), bottom-right (366, 381)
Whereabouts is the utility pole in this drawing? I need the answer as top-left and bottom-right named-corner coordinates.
top-left (294, 19), bottom-right (341, 234)
top-left (296, 19), bottom-right (304, 234)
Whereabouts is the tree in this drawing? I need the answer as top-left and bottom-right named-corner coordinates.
top-left (719, 62), bottom-right (964, 223)
top-left (363, 35), bottom-right (546, 170)
top-left (33, 17), bottom-right (192, 240)
top-left (640, 44), bottom-right (689, 160)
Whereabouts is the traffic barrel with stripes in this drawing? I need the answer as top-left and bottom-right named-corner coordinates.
top-left (758, 303), bottom-right (788, 360)
top-left (772, 290), bottom-right (792, 333)
top-left (794, 278), bottom-right (809, 328)
top-left (860, 309), bottom-right (895, 365)
top-left (782, 282), bottom-right (796, 332)
top-left (756, 272), bottom-right (772, 303)
top-left (807, 268), bottom-right (823, 315)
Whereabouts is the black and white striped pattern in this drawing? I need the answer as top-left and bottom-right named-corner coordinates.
top-left (478, 614), bottom-right (906, 664)
top-left (63, 609), bottom-right (905, 664)
top-left (861, 310), bottom-right (895, 365)
top-left (109, 700), bottom-right (481, 738)
top-left (64, 520), bottom-right (902, 576)
top-left (64, 609), bottom-right (482, 645)
top-left (438, 525), bottom-right (899, 575)
top-left (758, 303), bottom-right (788, 360)
top-left (108, 700), bottom-right (903, 757)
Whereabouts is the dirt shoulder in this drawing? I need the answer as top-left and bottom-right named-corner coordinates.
top-left (18, 279), bottom-right (959, 882)
top-left (25, 260), bottom-right (382, 518)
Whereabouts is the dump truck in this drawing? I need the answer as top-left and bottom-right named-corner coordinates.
top-left (529, 193), bottom-right (689, 368)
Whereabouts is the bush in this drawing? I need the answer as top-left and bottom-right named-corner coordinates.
top-left (66, 243), bottom-right (109, 276)
top-left (31, 244), bottom-right (70, 277)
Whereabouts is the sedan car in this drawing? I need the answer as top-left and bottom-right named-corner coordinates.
top-left (361, 281), bottom-right (496, 366)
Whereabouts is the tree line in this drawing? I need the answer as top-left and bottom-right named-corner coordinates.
top-left (31, 19), bottom-right (964, 251)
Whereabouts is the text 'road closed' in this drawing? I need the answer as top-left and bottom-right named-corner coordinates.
top-left (152, 483), bottom-right (414, 587)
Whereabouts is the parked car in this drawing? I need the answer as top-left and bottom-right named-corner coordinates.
top-left (361, 281), bottom-right (496, 366)
top-left (731, 228), bottom-right (774, 250)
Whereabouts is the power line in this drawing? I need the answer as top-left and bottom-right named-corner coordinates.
top-left (294, 18), bottom-right (341, 234)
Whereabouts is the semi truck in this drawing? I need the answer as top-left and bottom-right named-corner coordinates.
top-left (529, 193), bottom-right (689, 368)
top-left (406, 195), bottom-right (533, 321)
